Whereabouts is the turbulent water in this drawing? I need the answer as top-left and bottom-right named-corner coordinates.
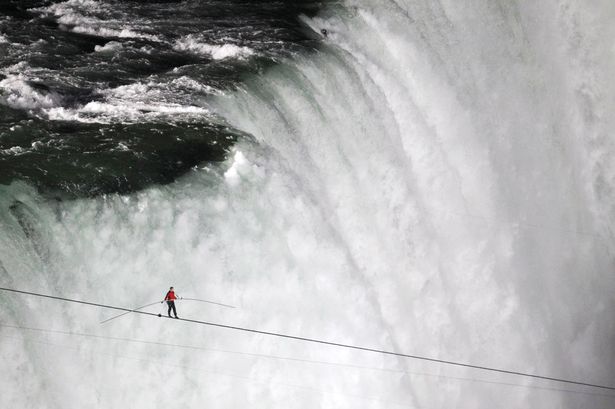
top-left (0, 0), bottom-right (320, 195)
top-left (2, 0), bottom-right (615, 408)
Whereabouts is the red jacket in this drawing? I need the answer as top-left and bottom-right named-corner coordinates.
top-left (165, 290), bottom-right (177, 301)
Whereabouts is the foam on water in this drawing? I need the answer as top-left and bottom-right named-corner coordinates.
top-left (35, 0), bottom-right (161, 41)
top-left (44, 80), bottom-right (212, 123)
top-left (93, 41), bottom-right (123, 53)
top-left (175, 35), bottom-right (256, 60)
top-left (2, 1), bottom-right (615, 408)
top-left (0, 74), bottom-right (63, 112)
top-left (46, 102), bottom-right (210, 123)
top-left (68, 25), bottom-right (159, 41)
top-left (0, 71), bottom-right (213, 123)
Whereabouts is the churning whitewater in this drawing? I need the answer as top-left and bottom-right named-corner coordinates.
top-left (1, 0), bottom-right (615, 408)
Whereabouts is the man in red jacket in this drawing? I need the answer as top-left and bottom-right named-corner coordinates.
top-left (164, 286), bottom-right (179, 318)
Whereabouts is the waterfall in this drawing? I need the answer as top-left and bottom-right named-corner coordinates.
top-left (1, 1), bottom-right (614, 408)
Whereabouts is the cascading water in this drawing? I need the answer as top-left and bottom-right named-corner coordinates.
top-left (1, 0), bottom-right (614, 408)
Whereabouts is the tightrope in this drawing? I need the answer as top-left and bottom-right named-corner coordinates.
top-left (1, 286), bottom-right (614, 392)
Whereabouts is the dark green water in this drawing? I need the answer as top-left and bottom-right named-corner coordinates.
top-left (0, 0), bottom-right (325, 197)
